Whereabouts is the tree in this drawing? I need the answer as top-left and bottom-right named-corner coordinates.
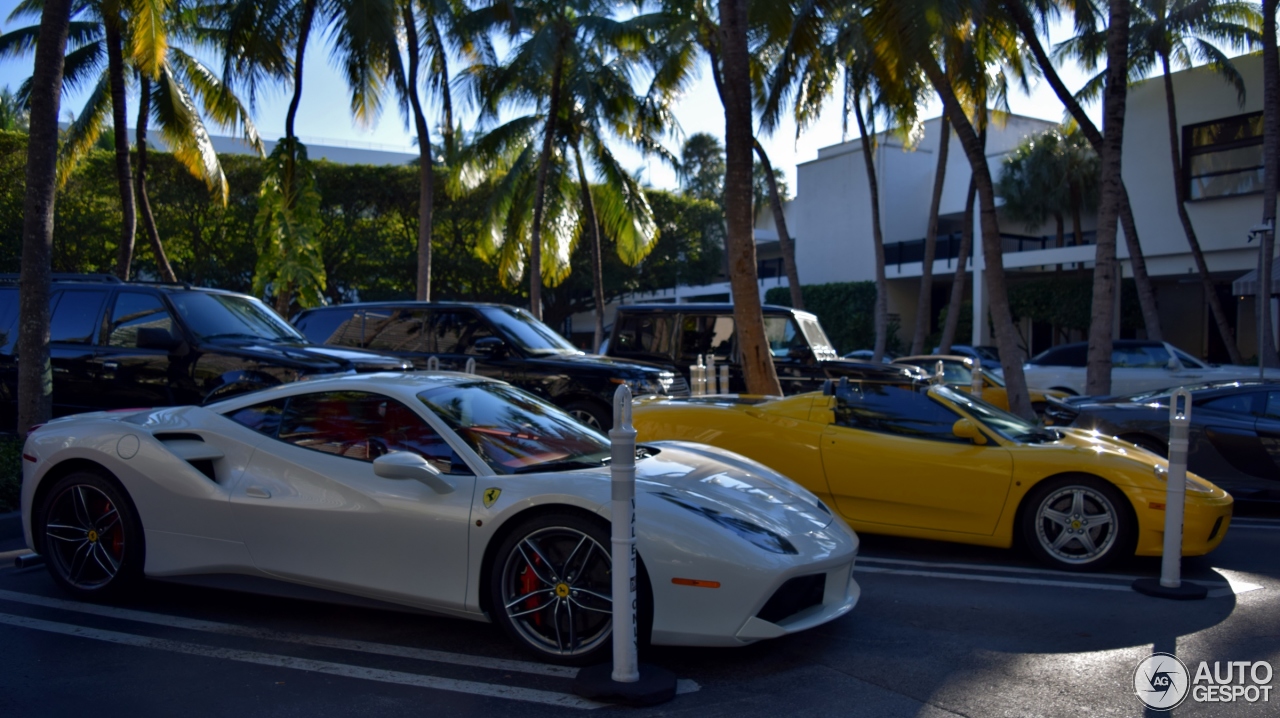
top-left (1261, 0), bottom-right (1279, 368)
top-left (996, 126), bottom-right (1099, 251)
top-left (752, 141), bottom-right (803, 309)
top-left (1060, 0), bottom-right (1263, 364)
top-left (17, 0), bottom-right (74, 436)
top-left (0, 86), bottom-right (29, 131)
top-left (911, 116), bottom-right (949, 355)
top-left (678, 132), bottom-right (725, 203)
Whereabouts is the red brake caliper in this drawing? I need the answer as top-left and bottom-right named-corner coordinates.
top-left (104, 499), bottom-right (123, 558)
top-left (521, 555), bottom-right (543, 626)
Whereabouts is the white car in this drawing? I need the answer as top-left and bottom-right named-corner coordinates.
top-left (1020, 339), bottom-right (1280, 396)
top-left (21, 372), bottom-right (859, 664)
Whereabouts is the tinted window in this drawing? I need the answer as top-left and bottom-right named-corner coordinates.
top-left (1172, 348), bottom-right (1207, 369)
top-left (834, 383), bottom-right (963, 442)
top-left (1112, 344), bottom-right (1171, 368)
top-left (1199, 392), bottom-right (1256, 416)
top-left (679, 315), bottom-right (734, 363)
top-left (50, 290), bottom-right (107, 344)
top-left (367, 309), bottom-right (429, 352)
top-left (277, 391), bottom-right (464, 473)
top-left (1265, 392), bottom-right (1280, 420)
top-left (225, 399), bottom-right (286, 436)
top-left (0, 288), bottom-right (17, 353)
top-left (107, 292), bottom-right (175, 347)
top-left (430, 311), bottom-right (495, 355)
top-left (296, 307), bottom-right (362, 347)
top-left (169, 291), bottom-right (302, 341)
top-left (763, 316), bottom-right (805, 358)
top-left (613, 314), bottom-right (676, 357)
top-left (483, 306), bottom-right (578, 355)
top-left (1030, 344), bottom-right (1087, 367)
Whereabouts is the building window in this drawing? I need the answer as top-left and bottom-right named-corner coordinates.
top-left (1184, 111), bottom-right (1264, 201)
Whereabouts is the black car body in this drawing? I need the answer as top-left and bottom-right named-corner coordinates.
top-left (1046, 380), bottom-right (1280, 501)
top-left (293, 302), bottom-right (688, 430)
top-left (606, 303), bottom-right (924, 394)
top-left (0, 276), bottom-right (411, 430)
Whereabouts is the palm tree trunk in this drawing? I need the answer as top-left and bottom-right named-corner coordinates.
top-left (528, 54), bottom-right (564, 322)
top-left (573, 144), bottom-right (607, 352)
top-left (1159, 53), bottom-right (1243, 364)
top-left (426, 17), bottom-right (455, 160)
top-left (1004, 0), bottom-right (1162, 342)
top-left (403, 4), bottom-right (434, 302)
top-left (912, 117), bottom-right (949, 354)
top-left (17, 0), bottom-right (73, 435)
top-left (270, 0), bottom-right (317, 315)
top-left (718, 0), bottom-right (782, 395)
top-left (939, 176), bottom-right (977, 354)
top-left (1085, 0), bottom-right (1132, 395)
top-left (852, 94), bottom-right (889, 362)
top-left (135, 75), bottom-right (177, 283)
top-left (1258, 0), bottom-right (1278, 368)
top-left (105, 18), bottom-right (136, 280)
top-left (753, 139), bottom-right (803, 310)
top-left (921, 57), bottom-right (1033, 418)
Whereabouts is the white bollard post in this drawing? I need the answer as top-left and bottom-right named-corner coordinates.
top-left (719, 365), bottom-right (729, 395)
top-left (464, 357), bottom-right (476, 375)
top-left (609, 386), bottom-right (639, 683)
top-left (426, 356), bottom-right (440, 371)
top-left (706, 355), bottom-right (717, 394)
top-left (1132, 388), bottom-right (1207, 600)
top-left (970, 360), bottom-right (984, 401)
top-left (932, 360), bottom-right (945, 385)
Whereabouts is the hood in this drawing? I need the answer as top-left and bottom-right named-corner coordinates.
top-left (634, 441), bottom-right (834, 538)
top-left (1052, 428), bottom-right (1223, 495)
top-left (204, 339), bottom-right (410, 372)
top-left (527, 351), bottom-right (673, 375)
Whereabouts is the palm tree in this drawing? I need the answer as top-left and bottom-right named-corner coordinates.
top-left (911, 115), bottom-right (949, 355)
top-left (1261, 0), bottom-right (1279, 368)
top-left (16, 0), bottom-right (74, 435)
top-left (0, 86), bottom-right (30, 131)
top-left (997, 126), bottom-right (1098, 253)
top-left (678, 132), bottom-right (725, 203)
top-left (1059, 0), bottom-right (1263, 366)
top-left (1004, 0), bottom-right (1164, 342)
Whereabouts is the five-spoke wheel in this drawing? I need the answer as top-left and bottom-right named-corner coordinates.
top-left (40, 472), bottom-right (143, 598)
top-left (565, 401), bottom-right (609, 433)
top-left (1022, 476), bottom-right (1132, 571)
top-left (489, 514), bottom-right (614, 665)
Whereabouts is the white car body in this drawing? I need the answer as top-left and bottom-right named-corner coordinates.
top-left (1016, 341), bottom-right (1280, 396)
top-left (21, 372), bottom-right (859, 653)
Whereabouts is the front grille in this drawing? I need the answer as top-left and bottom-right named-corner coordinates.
top-left (661, 373), bottom-right (691, 397)
top-left (757, 573), bottom-right (825, 624)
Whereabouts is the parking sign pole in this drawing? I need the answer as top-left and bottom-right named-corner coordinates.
top-left (572, 387), bottom-right (677, 705)
top-left (1132, 389), bottom-right (1207, 600)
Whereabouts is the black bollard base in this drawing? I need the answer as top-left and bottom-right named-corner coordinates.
top-left (1132, 577), bottom-right (1208, 600)
top-left (572, 662), bottom-right (678, 707)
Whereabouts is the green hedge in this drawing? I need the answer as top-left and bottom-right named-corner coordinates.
top-left (0, 436), bottom-right (19, 513)
top-left (766, 281), bottom-right (901, 355)
top-left (1007, 275), bottom-right (1143, 332)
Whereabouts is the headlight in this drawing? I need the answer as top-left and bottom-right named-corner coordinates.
top-left (614, 376), bottom-right (662, 397)
top-left (656, 492), bottom-right (798, 554)
top-left (1152, 463), bottom-right (1215, 494)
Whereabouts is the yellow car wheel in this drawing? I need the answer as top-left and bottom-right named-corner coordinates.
top-left (1021, 475), bottom-right (1135, 571)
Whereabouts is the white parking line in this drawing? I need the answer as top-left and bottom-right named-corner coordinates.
top-left (1230, 521), bottom-right (1280, 531)
top-left (857, 556), bottom-right (1164, 583)
top-left (854, 565), bottom-right (1133, 591)
top-left (0, 612), bottom-right (605, 709)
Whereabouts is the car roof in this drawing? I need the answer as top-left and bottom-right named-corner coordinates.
top-left (615, 303), bottom-right (806, 316)
top-left (297, 301), bottom-right (522, 314)
top-left (894, 355), bottom-right (974, 365)
top-left (0, 274), bottom-right (255, 300)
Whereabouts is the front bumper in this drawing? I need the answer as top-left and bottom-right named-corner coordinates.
top-left (1130, 485), bottom-right (1234, 557)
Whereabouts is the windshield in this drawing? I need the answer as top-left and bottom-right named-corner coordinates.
top-left (797, 314), bottom-right (837, 359)
top-left (484, 306), bottom-right (581, 356)
top-left (1172, 347), bottom-right (1208, 369)
top-left (418, 381), bottom-right (610, 473)
top-left (934, 385), bottom-right (1056, 443)
top-left (169, 291), bottom-right (303, 342)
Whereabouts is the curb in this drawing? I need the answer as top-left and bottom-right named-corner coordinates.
top-left (0, 510), bottom-right (22, 542)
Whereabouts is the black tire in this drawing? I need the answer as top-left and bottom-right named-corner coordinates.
top-left (38, 471), bottom-right (145, 599)
top-left (489, 512), bottom-right (626, 666)
top-left (1021, 475), bottom-right (1134, 572)
top-left (564, 400), bottom-right (610, 433)
top-left (1123, 434), bottom-right (1168, 459)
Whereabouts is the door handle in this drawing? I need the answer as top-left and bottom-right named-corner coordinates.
top-left (244, 486), bottom-right (271, 499)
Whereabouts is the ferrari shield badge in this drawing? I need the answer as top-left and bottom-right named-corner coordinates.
top-left (483, 487), bottom-right (502, 509)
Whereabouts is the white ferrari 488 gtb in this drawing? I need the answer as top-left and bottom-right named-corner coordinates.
top-left (21, 373), bottom-right (859, 664)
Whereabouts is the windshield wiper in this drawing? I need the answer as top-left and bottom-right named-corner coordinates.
top-left (513, 459), bottom-right (607, 474)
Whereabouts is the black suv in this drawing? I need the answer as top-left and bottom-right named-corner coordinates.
top-left (0, 275), bottom-right (411, 430)
top-left (606, 303), bottom-right (923, 394)
top-left (293, 302), bottom-right (688, 430)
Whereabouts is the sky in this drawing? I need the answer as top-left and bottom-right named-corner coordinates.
top-left (0, 3), bottom-right (1102, 192)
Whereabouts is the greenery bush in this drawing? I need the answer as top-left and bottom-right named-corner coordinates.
top-left (766, 281), bottom-right (901, 355)
top-left (0, 436), bottom-right (19, 513)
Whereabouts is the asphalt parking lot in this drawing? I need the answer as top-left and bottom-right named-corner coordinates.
top-left (0, 506), bottom-right (1277, 717)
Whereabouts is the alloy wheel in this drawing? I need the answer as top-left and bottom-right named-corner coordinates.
top-left (1033, 486), bottom-right (1118, 566)
top-left (44, 484), bottom-right (127, 590)
top-left (499, 526), bottom-right (612, 658)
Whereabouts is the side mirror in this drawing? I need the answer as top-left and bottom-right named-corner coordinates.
top-left (1166, 357), bottom-right (1179, 370)
top-left (137, 327), bottom-right (180, 352)
top-left (787, 344), bottom-right (814, 362)
top-left (473, 335), bottom-right (506, 358)
top-left (952, 418), bottom-right (988, 445)
top-left (373, 451), bottom-right (455, 493)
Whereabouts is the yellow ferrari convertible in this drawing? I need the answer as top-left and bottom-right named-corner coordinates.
top-left (631, 380), bottom-right (1232, 570)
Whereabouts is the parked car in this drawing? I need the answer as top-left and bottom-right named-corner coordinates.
top-left (293, 301), bottom-right (687, 430)
top-left (631, 379), bottom-right (1233, 570)
top-left (1021, 339), bottom-right (1280, 396)
top-left (0, 275), bottom-right (410, 430)
top-left (892, 354), bottom-right (1070, 414)
top-left (606, 303), bottom-right (923, 394)
top-left (1045, 380), bottom-right (1280, 502)
top-left (842, 349), bottom-right (897, 363)
top-left (932, 344), bottom-right (1000, 363)
top-left (21, 372), bottom-right (860, 664)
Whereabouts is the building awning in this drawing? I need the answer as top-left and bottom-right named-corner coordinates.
top-left (1233, 256), bottom-right (1280, 296)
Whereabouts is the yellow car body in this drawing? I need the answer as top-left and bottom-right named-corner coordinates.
top-left (632, 386), bottom-right (1232, 568)
top-left (893, 355), bottom-right (1069, 412)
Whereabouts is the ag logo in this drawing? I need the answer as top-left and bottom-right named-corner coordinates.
top-left (482, 487), bottom-right (502, 509)
top-left (1135, 652), bottom-right (1191, 710)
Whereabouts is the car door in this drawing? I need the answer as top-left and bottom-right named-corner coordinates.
top-left (425, 309), bottom-right (511, 379)
top-left (228, 390), bottom-right (478, 609)
top-left (1247, 391), bottom-right (1280, 485)
top-left (94, 291), bottom-right (188, 408)
top-left (48, 289), bottom-right (110, 415)
top-left (1111, 344), bottom-right (1179, 395)
top-left (819, 383), bottom-right (1013, 535)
